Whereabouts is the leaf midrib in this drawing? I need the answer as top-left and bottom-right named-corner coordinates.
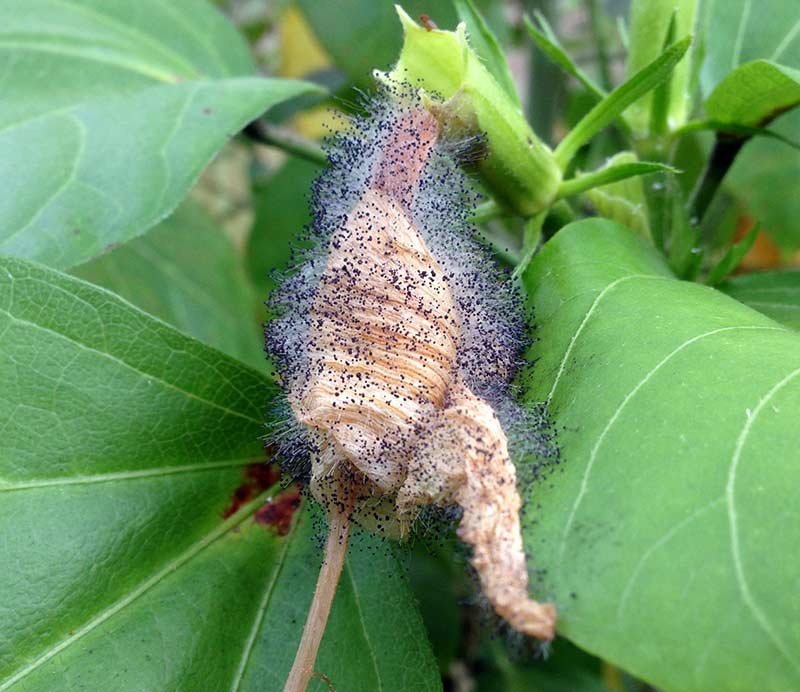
top-left (726, 366), bottom-right (800, 677)
top-left (0, 458), bottom-right (255, 492)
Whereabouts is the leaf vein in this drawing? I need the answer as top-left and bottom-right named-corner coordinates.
top-left (0, 306), bottom-right (261, 426)
top-left (0, 492), bottom-right (268, 691)
top-left (726, 366), bottom-right (800, 676)
top-left (558, 325), bottom-right (786, 569)
top-left (345, 559), bottom-right (382, 692)
top-left (229, 517), bottom-right (298, 691)
top-left (545, 274), bottom-right (667, 405)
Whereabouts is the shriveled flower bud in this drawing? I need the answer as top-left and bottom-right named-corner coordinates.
top-left (267, 91), bottom-right (556, 689)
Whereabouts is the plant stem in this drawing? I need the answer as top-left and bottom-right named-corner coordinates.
top-left (243, 120), bottom-right (328, 167)
top-left (284, 506), bottom-right (351, 692)
top-left (687, 134), bottom-right (745, 226)
top-left (470, 199), bottom-right (505, 224)
top-left (523, 0), bottom-right (562, 146)
top-left (557, 161), bottom-right (676, 200)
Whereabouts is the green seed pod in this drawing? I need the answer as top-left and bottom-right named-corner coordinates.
top-left (377, 5), bottom-right (562, 216)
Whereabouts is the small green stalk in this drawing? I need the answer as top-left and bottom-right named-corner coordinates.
top-left (553, 36), bottom-right (692, 169)
top-left (557, 160), bottom-right (677, 200)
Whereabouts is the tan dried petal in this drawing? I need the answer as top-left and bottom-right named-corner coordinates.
top-left (291, 186), bottom-right (459, 495)
top-left (286, 106), bottom-right (555, 639)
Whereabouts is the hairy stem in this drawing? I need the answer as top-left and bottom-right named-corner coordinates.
top-left (284, 507), bottom-right (351, 692)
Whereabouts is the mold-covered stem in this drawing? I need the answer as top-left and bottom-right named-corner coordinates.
top-left (284, 505), bottom-right (351, 692)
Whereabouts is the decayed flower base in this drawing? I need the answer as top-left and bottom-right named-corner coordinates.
top-left (268, 93), bottom-right (556, 690)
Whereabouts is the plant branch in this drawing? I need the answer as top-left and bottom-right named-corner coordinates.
top-left (284, 504), bottom-right (351, 692)
top-left (557, 161), bottom-right (677, 200)
top-left (470, 199), bottom-right (506, 224)
top-left (687, 134), bottom-right (745, 226)
top-left (243, 120), bottom-right (328, 167)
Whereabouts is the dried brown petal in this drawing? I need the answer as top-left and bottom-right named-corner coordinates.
top-left (277, 102), bottom-right (556, 640)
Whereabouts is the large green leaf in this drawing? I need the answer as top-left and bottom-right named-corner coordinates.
top-left (705, 60), bottom-right (800, 127)
top-left (0, 255), bottom-right (267, 481)
top-left (0, 0), bottom-right (320, 269)
top-left (700, 0), bottom-right (800, 250)
top-left (0, 256), bottom-right (440, 691)
top-left (700, 0), bottom-right (800, 94)
top-left (73, 200), bottom-right (264, 370)
top-left (521, 220), bottom-right (800, 692)
top-left (720, 269), bottom-right (800, 330)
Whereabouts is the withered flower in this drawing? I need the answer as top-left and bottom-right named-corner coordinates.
top-left (267, 93), bottom-right (555, 692)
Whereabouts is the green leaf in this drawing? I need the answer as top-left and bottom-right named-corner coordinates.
top-left (626, 0), bottom-right (698, 133)
top-left (553, 36), bottom-right (692, 169)
top-left (406, 542), bottom-right (462, 674)
top-left (705, 60), bottom-right (800, 127)
top-left (699, 0), bottom-right (800, 251)
top-left (700, 0), bottom-right (800, 95)
top-left (647, 10), bottom-right (678, 136)
top-left (247, 157), bottom-right (321, 298)
top-left (584, 152), bottom-right (652, 238)
top-left (73, 200), bottom-right (264, 370)
top-left (706, 222), bottom-right (760, 286)
top-left (675, 119), bottom-right (800, 150)
top-left (0, 256), bottom-right (440, 691)
top-left (727, 109), bottom-right (800, 251)
top-left (0, 0), bottom-right (321, 269)
top-left (511, 211), bottom-right (547, 281)
top-left (0, 254), bottom-right (268, 482)
top-left (557, 160), bottom-right (677, 201)
top-left (522, 219), bottom-right (800, 692)
top-left (720, 270), bottom-right (800, 330)
top-left (454, 0), bottom-right (520, 107)
top-left (523, 13), bottom-right (606, 102)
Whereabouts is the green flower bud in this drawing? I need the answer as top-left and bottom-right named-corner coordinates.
top-left (377, 5), bottom-right (562, 216)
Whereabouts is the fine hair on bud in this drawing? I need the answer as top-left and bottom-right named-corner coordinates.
top-left (266, 84), bottom-right (558, 690)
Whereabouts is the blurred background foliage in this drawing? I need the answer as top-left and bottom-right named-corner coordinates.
top-left (132, 1), bottom-right (799, 688)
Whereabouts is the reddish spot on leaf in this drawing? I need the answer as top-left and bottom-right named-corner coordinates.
top-left (254, 488), bottom-right (301, 535)
top-left (245, 462), bottom-right (281, 491)
top-left (222, 462), bottom-right (281, 519)
top-left (222, 483), bottom-right (253, 519)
